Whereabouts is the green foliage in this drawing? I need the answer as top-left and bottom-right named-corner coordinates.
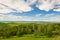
top-left (0, 22), bottom-right (60, 38)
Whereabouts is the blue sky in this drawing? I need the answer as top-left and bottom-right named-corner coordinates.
top-left (0, 0), bottom-right (60, 22)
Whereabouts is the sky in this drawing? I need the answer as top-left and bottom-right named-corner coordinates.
top-left (0, 0), bottom-right (60, 22)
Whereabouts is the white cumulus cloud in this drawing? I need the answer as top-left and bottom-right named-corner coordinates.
top-left (36, 0), bottom-right (56, 11)
top-left (0, 0), bottom-right (60, 13)
top-left (0, 0), bottom-right (33, 13)
top-left (0, 4), bottom-right (14, 13)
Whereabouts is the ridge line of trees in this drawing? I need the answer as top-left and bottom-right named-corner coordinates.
top-left (0, 23), bottom-right (60, 38)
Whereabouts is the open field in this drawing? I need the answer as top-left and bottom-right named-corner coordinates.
top-left (1, 34), bottom-right (60, 40)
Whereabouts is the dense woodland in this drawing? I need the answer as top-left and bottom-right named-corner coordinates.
top-left (0, 22), bottom-right (60, 38)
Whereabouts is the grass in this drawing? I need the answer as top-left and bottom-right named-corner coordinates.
top-left (0, 34), bottom-right (60, 40)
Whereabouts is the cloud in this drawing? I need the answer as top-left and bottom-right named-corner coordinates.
top-left (53, 6), bottom-right (60, 12)
top-left (25, 0), bottom-right (37, 5)
top-left (0, 0), bottom-right (60, 22)
top-left (38, 16), bottom-right (60, 22)
top-left (45, 16), bottom-right (60, 22)
top-left (0, 0), bottom-right (60, 13)
top-left (54, 8), bottom-right (60, 12)
top-left (0, 0), bottom-right (33, 13)
top-left (26, 0), bottom-right (60, 12)
top-left (0, 14), bottom-right (40, 21)
top-left (53, 0), bottom-right (60, 12)
top-left (36, 0), bottom-right (55, 11)
top-left (45, 14), bottom-right (55, 17)
top-left (36, 14), bottom-right (42, 17)
top-left (0, 13), bottom-right (60, 22)
top-left (0, 4), bottom-right (14, 13)
top-left (0, 14), bottom-right (26, 21)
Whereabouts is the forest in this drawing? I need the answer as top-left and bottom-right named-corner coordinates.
top-left (0, 22), bottom-right (60, 39)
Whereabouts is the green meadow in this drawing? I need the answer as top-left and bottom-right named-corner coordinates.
top-left (1, 35), bottom-right (60, 40)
